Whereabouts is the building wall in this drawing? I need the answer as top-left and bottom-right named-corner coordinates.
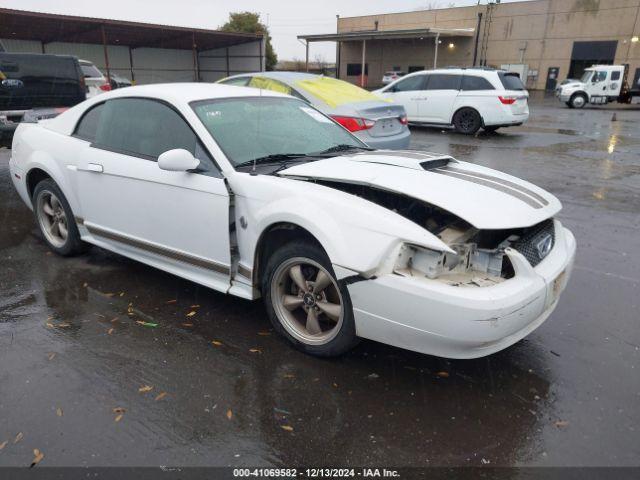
top-left (0, 38), bottom-right (264, 84)
top-left (336, 0), bottom-right (640, 90)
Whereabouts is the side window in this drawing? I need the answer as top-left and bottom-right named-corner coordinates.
top-left (461, 75), bottom-right (495, 91)
top-left (391, 75), bottom-right (425, 92)
top-left (74, 103), bottom-right (104, 141)
top-left (610, 71), bottom-right (621, 81)
top-left (220, 77), bottom-right (250, 86)
top-left (425, 74), bottom-right (461, 90)
top-left (94, 98), bottom-right (197, 159)
top-left (593, 71), bottom-right (608, 82)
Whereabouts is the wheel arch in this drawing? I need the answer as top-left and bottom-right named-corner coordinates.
top-left (251, 222), bottom-right (329, 287)
top-left (450, 105), bottom-right (484, 127)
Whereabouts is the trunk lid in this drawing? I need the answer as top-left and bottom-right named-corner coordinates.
top-left (348, 101), bottom-right (406, 138)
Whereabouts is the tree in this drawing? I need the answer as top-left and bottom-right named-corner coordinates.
top-left (220, 12), bottom-right (278, 71)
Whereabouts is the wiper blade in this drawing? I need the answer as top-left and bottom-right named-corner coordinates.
top-left (314, 144), bottom-right (374, 155)
top-left (235, 153), bottom-right (308, 169)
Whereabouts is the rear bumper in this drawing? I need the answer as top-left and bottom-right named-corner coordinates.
top-left (346, 221), bottom-right (576, 359)
top-left (356, 128), bottom-right (411, 150)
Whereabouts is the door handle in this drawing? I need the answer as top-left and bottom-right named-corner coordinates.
top-left (87, 163), bottom-right (103, 173)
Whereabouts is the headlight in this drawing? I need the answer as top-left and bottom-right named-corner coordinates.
top-left (395, 243), bottom-right (507, 280)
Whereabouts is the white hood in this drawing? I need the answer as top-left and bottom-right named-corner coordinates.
top-left (278, 151), bottom-right (561, 230)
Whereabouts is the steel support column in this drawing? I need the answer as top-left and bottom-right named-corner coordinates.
top-left (101, 24), bottom-right (111, 84)
top-left (128, 47), bottom-right (135, 83)
top-left (361, 39), bottom-right (366, 87)
top-left (305, 41), bottom-right (309, 72)
top-left (433, 33), bottom-right (440, 69)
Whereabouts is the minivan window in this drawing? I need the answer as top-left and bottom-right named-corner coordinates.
top-left (461, 75), bottom-right (495, 91)
top-left (74, 103), bottom-right (104, 141)
top-left (498, 72), bottom-right (525, 90)
top-left (390, 75), bottom-right (425, 92)
top-left (425, 74), bottom-right (461, 90)
top-left (94, 98), bottom-right (197, 159)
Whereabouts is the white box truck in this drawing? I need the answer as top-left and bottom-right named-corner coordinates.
top-left (556, 64), bottom-right (640, 108)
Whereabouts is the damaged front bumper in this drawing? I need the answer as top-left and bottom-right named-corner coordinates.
top-left (345, 220), bottom-right (576, 359)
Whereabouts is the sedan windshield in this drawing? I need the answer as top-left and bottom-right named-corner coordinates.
top-left (191, 97), bottom-right (366, 169)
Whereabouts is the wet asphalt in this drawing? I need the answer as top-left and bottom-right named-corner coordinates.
top-left (0, 95), bottom-right (638, 469)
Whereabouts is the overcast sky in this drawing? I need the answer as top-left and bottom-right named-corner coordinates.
top-left (1, 0), bottom-right (506, 61)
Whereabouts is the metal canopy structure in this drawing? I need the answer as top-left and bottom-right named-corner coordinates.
top-left (0, 8), bottom-right (263, 82)
top-left (298, 28), bottom-right (475, 85)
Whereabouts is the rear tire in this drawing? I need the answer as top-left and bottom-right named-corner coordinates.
top-left (569, 93), bottom-right (587, 109)
top-left (32, 179), bottom-right (88, 256)
top-left (262, 241), bottom-right (359, 357)
top-left (452, 108), bottom-right (482, 135)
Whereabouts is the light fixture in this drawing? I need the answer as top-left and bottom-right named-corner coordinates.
top-left (438, 39), bottom-right (442, 44)
top-left (448, 42), bottom-right (455, 48)
top-left (632, 36), bottom-right (639, 43)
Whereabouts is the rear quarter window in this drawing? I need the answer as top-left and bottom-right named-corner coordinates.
top-left (74, 103), bottom-right (104, 141)
top-left (461, 75), bottom-right (495, 91)
top-left (498, 72), bottom-right (525, 90)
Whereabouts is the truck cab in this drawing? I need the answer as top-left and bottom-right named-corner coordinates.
top-left (556, 65), bottom-right (627, 108)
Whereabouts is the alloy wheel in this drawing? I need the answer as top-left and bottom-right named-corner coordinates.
top-left (271, 257), bottom-right (344, 345)
top-left (36, 191), bottom-right (68, 248)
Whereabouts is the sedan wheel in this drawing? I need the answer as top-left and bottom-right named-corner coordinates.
top-left (37, 191), bottom-right (69, 249)
top-left (33, 179), bottom-right (88, 256)
top-left (272, 257), bottom-right (343, 345)
top-left (263, 241), bottom-right (358, 356)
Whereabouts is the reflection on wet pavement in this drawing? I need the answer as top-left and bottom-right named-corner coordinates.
top-left (0, 97), bottom-right (638, 468)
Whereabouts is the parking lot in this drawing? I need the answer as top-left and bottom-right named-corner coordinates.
top-left (0, 96), bottom-right (638, 468)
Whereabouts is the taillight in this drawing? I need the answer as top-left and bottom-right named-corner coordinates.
top-left (498, 96), bottom-right (517, 105)
top-left (399, 115), bottom-right (408, 125)
top-left (330, 115), bottom-right (375, 132)
top-left (99, 83), bottom-right (112, 91)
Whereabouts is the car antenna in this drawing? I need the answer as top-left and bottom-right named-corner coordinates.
top-left (252, 87), bottom-right (263, 173)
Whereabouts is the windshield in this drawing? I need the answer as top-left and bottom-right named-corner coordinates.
top-left (192, 97), bottom-right (366, 168)
top-left (580, 71), bottom-right (593, 83)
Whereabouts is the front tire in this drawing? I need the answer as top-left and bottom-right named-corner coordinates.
top-left (452, 108), bottom-right (482, 135)
top-left (262, 241), bottom-right (358, 357)
top-left (569, 93), bottom-right (587, 109)
top-left (33, 179), bottom-right (88, 256)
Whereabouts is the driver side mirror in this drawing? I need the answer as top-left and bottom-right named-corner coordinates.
top-left (157, 149), bottom-right (200, 172)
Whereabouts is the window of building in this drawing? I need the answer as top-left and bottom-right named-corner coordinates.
top-left (461, 75), bottom-right (494, 91)
top-left (408, 66), bottom-right (424, 73)
top-left (425, 74), bottom-right (461, 90)
top-left (74, 103), bottom-right (104, 141)
top-left (346, 63), bottom-right (368, 76)
top-left (611, 71), bottom-right (621, 81)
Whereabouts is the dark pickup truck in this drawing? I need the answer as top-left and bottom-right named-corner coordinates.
top-left (1, 53), bottom-right (87, 145)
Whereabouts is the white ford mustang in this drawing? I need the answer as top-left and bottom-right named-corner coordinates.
top-left (8, 84), bottom-right (576, 359)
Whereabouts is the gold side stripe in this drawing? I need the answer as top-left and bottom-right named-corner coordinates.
top-left (237, 264), bottom-right (252, 280)
top-left (86, 224), bottom-right (229, 275)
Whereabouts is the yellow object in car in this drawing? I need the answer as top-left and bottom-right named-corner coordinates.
top-left (248, 77), bottom-right (292, 95)
top-left (295, 76), bottom-right (390, 108)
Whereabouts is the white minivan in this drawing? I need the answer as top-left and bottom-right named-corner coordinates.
top-left (374, 67), bottom-right (529, 134)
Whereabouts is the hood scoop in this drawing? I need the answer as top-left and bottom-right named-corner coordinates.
top-left (344, 150), bottom-right (454, 171)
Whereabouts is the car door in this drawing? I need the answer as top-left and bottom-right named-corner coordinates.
top-left (74, 98), bottom-right (231, 292)
top-left (420, 74), bottom-right (462, 124)
top-left (585, 70), bottom-right (608, 98)
top-left (377, 74), bottom-right (427, 122)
